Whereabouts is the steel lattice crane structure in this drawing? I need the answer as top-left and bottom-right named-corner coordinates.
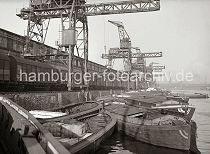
top-left (104, 20), bottom-right (131, 68)
top-left (102, 21), bottom-right (163, 70)
top-left (17, 0), bottom-right (160, 91)
top-left (102, 20), bottom-right (163, 90)
top-left (144, 62), bottom-right (165, 88)
top-left (149, 62), bottom-right (165, 71)
top-left (108, 20), bottom-right (131, 49)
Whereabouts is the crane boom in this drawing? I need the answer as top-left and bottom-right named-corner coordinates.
top-left (102, 50), bottom-right (162, 59)
top-left (17, 0), bottom-right (160, 19)
top-left (85, 0), bottom-right (160, 16)
top-left (108, 20), bottom-right (131, 49)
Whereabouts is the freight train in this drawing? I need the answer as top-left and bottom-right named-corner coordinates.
top-left (0, 52), bottom-right (129, 92)
top-left (0, 27), bottom-right (132, 92)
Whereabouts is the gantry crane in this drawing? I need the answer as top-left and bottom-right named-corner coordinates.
top-left (147, 62), bottom-right (165, 81)
top-left (102, 20), bottom-right (162, 70)
top-left (17, 0), bottom-right (160, 91)
top-left (105, 20), bottom-right (131, 68)
top-left (102, 20), bottom-right (163, 89)
top-left (148, 62), bottom-right (165, 71)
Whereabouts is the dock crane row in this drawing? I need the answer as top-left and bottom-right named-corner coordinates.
top-left (102, 20), bottom-right (165, 89)
top-left (17, 0), bottom-right (160, 91)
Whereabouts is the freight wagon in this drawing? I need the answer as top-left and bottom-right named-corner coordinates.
top-left (0, 52), bottom-right (126, 92)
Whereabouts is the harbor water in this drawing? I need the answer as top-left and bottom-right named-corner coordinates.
top-left (97, 90), bottom-right (210, 154)
top-left (188, 90), bottom-right (210, 154)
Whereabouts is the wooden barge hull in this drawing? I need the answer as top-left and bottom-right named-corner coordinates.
top-left (41, 110), bottom-right (117, 154)
top-left (0, 95), bottom-right (70, 154)
top-left (69, 112), bottom-right (116, 154)
top-left (190, 120), bottom-right (201, 154)
top-left (116, 118), bottom-right (191, 151)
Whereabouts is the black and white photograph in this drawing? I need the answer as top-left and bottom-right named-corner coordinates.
top-left (0, 0), bottom-right (209, 154)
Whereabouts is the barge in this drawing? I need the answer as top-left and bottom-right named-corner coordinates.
top-left (103, 102), bottom-right (192, 151)
top-left (0, 95), bottom-right (70, 154)
top-left (42, 111), bottom-right (116, 154)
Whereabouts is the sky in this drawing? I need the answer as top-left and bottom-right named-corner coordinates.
top-left (0, 0), bottom-right (210, 84)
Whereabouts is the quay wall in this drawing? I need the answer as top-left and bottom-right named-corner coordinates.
top-left (4, 90), bottom-right (122, 111)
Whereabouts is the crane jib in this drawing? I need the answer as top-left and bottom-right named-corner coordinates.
top-left (17, 0), bottom-right (160, 19)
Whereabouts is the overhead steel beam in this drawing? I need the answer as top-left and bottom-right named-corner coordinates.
top-left (17, 0), bottom-right (160, 20)
top-left (133, 52), bottom-right (162, 58)
top-left (152, 65), bottom-right (165, 70)
top-left (102, 51), bottom-right (162, 59)
top-left (85, 0), bottom-right (160, 16)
